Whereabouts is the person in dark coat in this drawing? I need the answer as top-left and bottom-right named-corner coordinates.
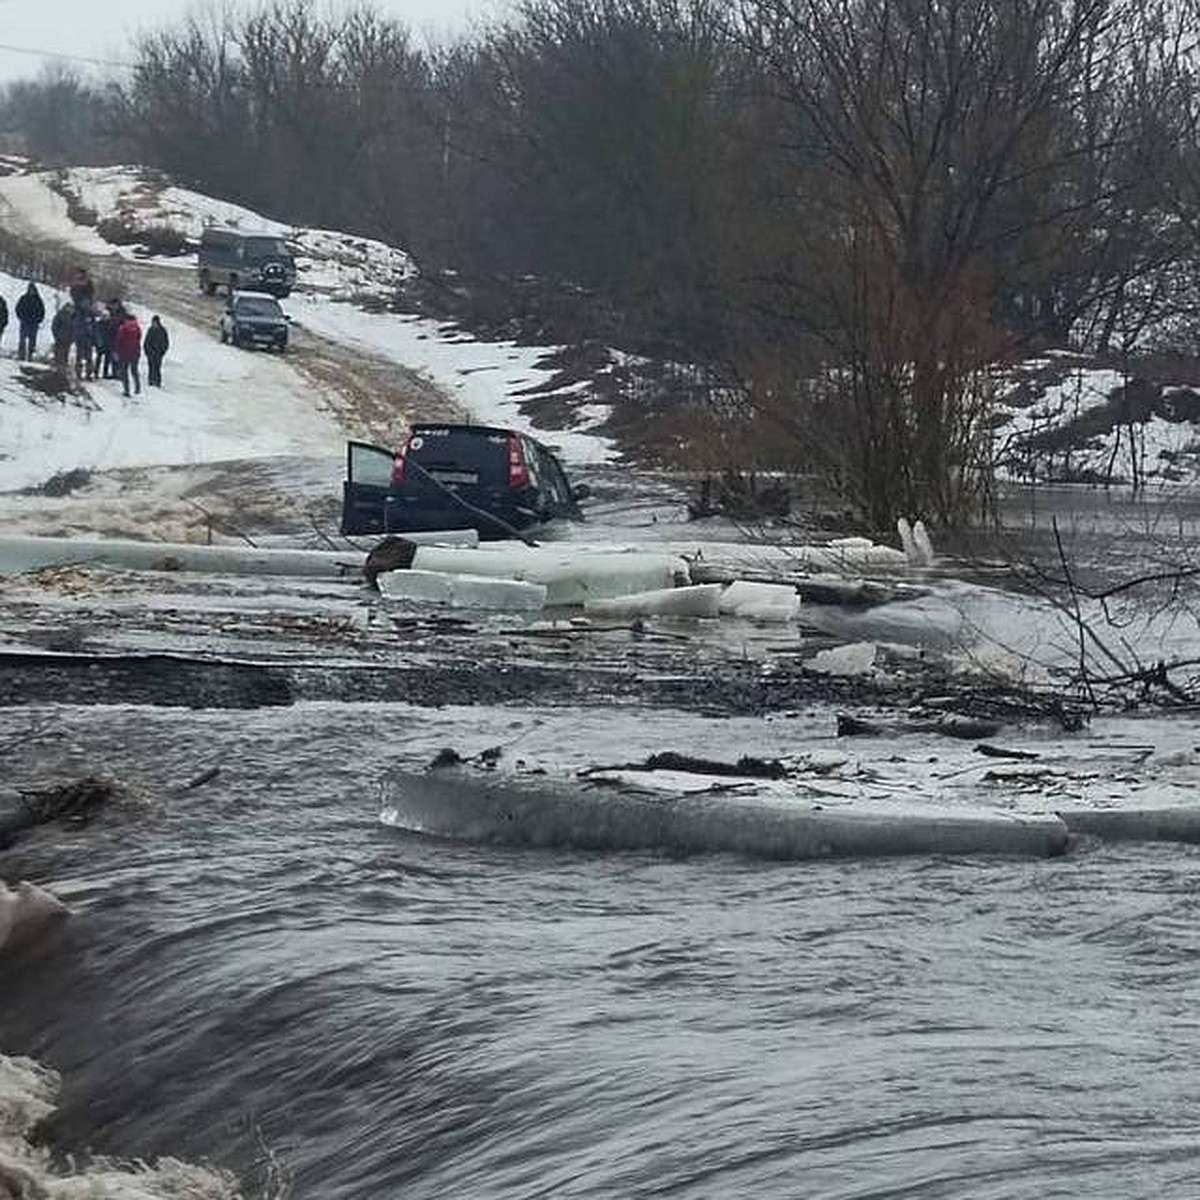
top-left (69, 267), bottom-right (94, 310)
top-left (93, 306), bottom-right (116, 378)
top-left (15, 282), bottom-right (44, 361)
top-left (114, 312), bottom-right (142, 397)
top-left (71, 303), bottom-right (95, 380)
top-left (143, 315), bottom-right (169, 387)
top-left (50, 303), bottom-right (73, 370)
top-left (0, 295), bottom-right (8, 351)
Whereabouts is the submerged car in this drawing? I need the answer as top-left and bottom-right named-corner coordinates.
top-left (340, 425), bottom-right (590, 539)
top-left (220, 291), bottom-right (289, 352)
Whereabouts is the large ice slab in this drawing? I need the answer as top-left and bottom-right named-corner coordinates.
top-left (410, 544), bottom-right (690, 606)
top-left (584, 583), bottom-right (722, 618)
top-left (378, 568), bottom-right (546, 612)
top-left (664, 536), bottom-right (909, 575)
top-left (0, 532), bottom-right (469, 579)
top-left (383, 770), bottom-right (1070, 860)
top-left (718, 579), bottom-right (801, 621)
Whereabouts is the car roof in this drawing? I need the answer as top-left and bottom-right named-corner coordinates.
top-left (409, 423), bottom-right (524, 439)
top-left (230, 289), bottom-right (283, 302)
top-left (406, 425), bottom-right (567, 460)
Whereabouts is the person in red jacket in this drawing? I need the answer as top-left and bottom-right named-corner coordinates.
top-left (114, 311), bottom-right (142, 397)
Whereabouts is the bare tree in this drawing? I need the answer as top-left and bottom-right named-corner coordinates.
top-left (734, 0), bottom-right (1186, 529)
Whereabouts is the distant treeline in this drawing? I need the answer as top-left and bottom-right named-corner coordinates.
top-left (5, 0), bottom-right (1200, 527)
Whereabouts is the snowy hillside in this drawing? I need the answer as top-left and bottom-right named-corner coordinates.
top-left (55, 165), bottom-right (417, 301)
top-left (0, 163), bottom-right (616, 543)
top-left (994, 351), bottom-right (1200, 488)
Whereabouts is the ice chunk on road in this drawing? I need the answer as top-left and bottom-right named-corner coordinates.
top-left (585, 583), bottom-right (721, 618)
top-left (719, 579), bottom-right (801, 622)
top-left (808, 641), bottom-right (878, 676)
top-left (410, 544), bottom-right (690, 606)
top-left (377, 568), bottom-right (546, 612)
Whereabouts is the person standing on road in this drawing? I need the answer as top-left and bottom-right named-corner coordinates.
top-left (114, 311), bottom-right (142, 396)
top-left (143, 315), bottom-right (169, 387)
top-left (69, 267), bottom-right (94, 310)
top-left (93, 306), bottom-right (116, 378)
top-left (50, 303), bottom-right (73, 370)
top-left (72, 302), bottom-right (96, 380)
top-left (0, 294), bottom-right (8, 351)
top-left (15, 282), bottom-right (44, 360)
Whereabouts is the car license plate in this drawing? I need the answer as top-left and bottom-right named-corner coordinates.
top-left (431, 470), bottom-right (478, 484)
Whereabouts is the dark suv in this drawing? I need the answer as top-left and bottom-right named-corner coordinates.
top-left (198, 227), bottom-right (296, 298)
top-left (340, 425), bottom-right (590, 539)
top-left (220, 291), bottom-right (289, 352)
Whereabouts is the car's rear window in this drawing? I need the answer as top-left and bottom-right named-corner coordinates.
top-left (407, 428), bottom-right (510, 483)
top-left (235, 296), bottom-right (283, 318)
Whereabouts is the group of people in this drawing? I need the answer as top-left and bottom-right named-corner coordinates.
top-left (0, 269), bottom-right (170, 397)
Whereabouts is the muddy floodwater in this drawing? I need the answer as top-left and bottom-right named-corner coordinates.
top-left (4, 700), bottom-right (1200, 1199)
top-left (5, 480), bottom-right (1200, 1197)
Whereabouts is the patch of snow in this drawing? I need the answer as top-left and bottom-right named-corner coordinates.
top-left (0, 278), bottom-right (347, 494)
top-left (992, 358), bottom-right (1200, 487)
top-left (295, 297), bottom-right (615, 464)
top-left (718, 579), bottom-right (801, 621)
top-left (378, 567), bottom-right (547, 611)
top-left (0, 172), bottom-right (114, 257)
top-left (808, 641), bottom-right (878, 676)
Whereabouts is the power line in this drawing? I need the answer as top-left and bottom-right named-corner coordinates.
top-left (0, 40), bottom-right (134, 71)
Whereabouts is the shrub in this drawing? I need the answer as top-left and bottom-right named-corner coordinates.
top-left (138, 224), bottom-right (191, 257)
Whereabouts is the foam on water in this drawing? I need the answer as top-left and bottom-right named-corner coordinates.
top-left (0, 1054), bottom-right (244, 1199)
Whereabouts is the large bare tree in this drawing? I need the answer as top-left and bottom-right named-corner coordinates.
top-left (736, 0), bottom-right (1182, 528)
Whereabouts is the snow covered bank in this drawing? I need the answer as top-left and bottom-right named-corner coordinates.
top-left (995, 351), bottom-right (1200, 487)
top-left (0, 165), bottom-right (617, 468)
top-left (294, 298), bottom-right (615, 464)
top-left (3, 167), bottom-right (416, 301)
top-left (0, 1055), bottom-right (243, 1199)
top-left (0, 262), bottom-right (349, 498)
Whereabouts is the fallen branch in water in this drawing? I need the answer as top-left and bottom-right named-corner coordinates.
top-left (1, 776), bottom-right (118, 849)
top-left (180, 765), bottom-right (221, 791)
top-left (837, 713), bottom-right (1002, 740)
top-left (579, 751), bottom-right (789, 779)
top-left (975, 743), bottom-right (1041, 761)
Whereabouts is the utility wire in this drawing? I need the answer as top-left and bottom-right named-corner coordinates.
top-left (0, 40), bottom-right (134, 71)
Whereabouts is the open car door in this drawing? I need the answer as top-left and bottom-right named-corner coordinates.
top-left (340, 440), bottom-right (394, 535)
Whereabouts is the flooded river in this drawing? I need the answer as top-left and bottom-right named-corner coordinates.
top-left (4, 702), bottom-right (1200, 1198)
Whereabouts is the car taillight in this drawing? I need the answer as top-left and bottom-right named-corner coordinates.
top-left (390, 445), bottom-right (407, 485)
top-left (508, 435), bottom-right (530, 490)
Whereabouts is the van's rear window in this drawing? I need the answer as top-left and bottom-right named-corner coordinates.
top-left (243, 237), bottom-right (290, 258)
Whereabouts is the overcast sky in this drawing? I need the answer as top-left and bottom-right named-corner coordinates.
top-left (0, 0), bottom-right (516, 83)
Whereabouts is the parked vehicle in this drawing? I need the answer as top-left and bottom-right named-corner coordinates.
top-left (340, 425), bottom-right (590, 538)
top-left (198, 227), bottom-right (296, 298)
top-left (220, 291), bottom-right (289, 352)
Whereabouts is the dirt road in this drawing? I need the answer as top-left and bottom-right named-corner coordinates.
top-left (0, 186), bottom-right (465, 446)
